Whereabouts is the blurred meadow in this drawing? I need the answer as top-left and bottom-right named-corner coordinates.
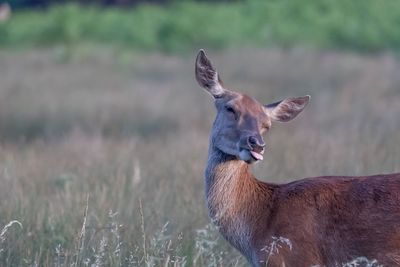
top-left (0, 0), bottom-right (400, 266)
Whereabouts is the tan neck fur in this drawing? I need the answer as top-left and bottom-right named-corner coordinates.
top-left (205, 149), bottom-right (274, 254)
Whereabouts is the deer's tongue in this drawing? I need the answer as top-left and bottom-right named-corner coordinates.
top-left (250, 150), bottom-right (264, 161)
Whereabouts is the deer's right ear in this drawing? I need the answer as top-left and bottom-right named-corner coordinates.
top-left (195, 49), bottom-right (226, 99)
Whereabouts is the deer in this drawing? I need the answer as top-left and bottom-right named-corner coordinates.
top-left (195, 49), bottom-right (400, 267)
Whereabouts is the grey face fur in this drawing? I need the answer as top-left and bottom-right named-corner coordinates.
top-left (195, 50), bottom-right (310, 164)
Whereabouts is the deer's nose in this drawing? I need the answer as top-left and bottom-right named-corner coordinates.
top-left (247, 136), bottom-right (266, 152)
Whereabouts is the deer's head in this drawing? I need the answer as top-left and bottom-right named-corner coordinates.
top-left (195, 50), bottom-right (310, 164)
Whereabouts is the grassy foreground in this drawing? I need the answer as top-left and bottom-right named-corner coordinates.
top-left (0, 47), bottom-right (399, 266)
top-left (2, 0), bottom-right (400, 52)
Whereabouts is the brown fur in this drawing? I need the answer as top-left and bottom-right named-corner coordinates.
top-left (207, 148), bottom-right (400, 267)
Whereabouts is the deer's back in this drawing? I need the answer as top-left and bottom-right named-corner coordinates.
top-left (255, 173), bottom-right (400, 266)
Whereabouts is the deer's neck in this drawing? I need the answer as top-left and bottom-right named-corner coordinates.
top-left (205, 145), bottom-right (275, 253)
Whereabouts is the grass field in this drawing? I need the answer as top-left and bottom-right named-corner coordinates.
top-left (0, 47), bottom-right (399, 266)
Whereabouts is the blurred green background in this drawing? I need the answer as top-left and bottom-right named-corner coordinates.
top-left (2, 0), bottom-right (400, 53)
top-left (0, 1), bottom-right (399, 266)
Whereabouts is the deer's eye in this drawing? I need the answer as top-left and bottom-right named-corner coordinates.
top-left (225, 106), bottom-right (236, 116)
top-left (225, 106), bottom-right (237, 119)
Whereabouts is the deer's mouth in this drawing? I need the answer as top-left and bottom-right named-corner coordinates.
top-left (250, 150), bottom-right (264, 161)
top-left (239, 148), bottom-right (264, 163)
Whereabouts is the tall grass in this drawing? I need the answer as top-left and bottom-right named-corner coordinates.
top-left (0, 47), bottom-right (399, 265)
top-left (2, 1), bottom-right (400, 52)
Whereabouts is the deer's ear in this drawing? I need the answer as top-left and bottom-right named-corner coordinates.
top-left (195, 49), bottom-right (226, 98)
top-left (264, 96), bottom-right (310, 122)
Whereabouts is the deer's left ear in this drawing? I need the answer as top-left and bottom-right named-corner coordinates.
top-left (195, 49), bottom-right (226, 99)
top-left (264, 96), bottom-right (310, 122)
